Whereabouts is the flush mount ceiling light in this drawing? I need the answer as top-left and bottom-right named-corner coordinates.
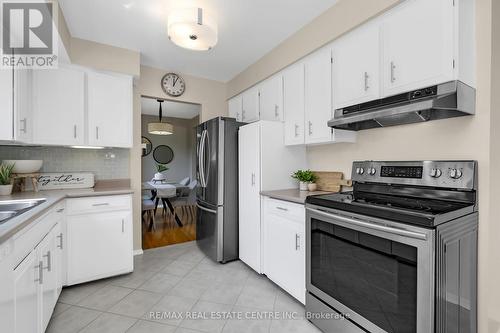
top-left (148, 100), bottom-right (174, 135)
top-left (167, 8), bottom-right (217, 51)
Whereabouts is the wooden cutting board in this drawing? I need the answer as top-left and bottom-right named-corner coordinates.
top-left (313, 171), bottom-right (352, 192)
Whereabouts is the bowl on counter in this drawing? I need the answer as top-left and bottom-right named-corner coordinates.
top-left (2, 160), bottom-right (43, 174)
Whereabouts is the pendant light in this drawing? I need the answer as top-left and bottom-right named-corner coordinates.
top-left (168, 8), bottom-right (217, 51)
top-left (148, 100), bottom-right (174, 135)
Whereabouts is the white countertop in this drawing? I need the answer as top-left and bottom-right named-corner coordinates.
top-left (0, 186), bottom-right (133, 245)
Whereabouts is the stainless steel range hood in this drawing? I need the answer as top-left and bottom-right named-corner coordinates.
top-left (328, 81), bottom-right (476, 131)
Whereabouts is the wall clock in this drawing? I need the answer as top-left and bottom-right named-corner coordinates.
top-left (161, 72), bottom-right (186, 97)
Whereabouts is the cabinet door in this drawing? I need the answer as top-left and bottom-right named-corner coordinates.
top-left (67, 211), bottom-right (133, 285)
top-left (265, 213), bottom-right (305, 303)
top-left (228, 95), bottom-right (243, 121)
top-left (241, 87), bottom-right (260, 123)
top-left (381, 0), bottom-right (454, 96)
top-left (87, 72), bottom-right (133, 147)
top-left (283, 62), bottom-right (305, 146)
top-left (305, 47), bottom-right (332, 144)
top-left (259, 75), bottom-right (283, 122)
top-left (0, 68), bottom-right (14, 140)
top-left (32, 67), bottom-right (85, 145)
top-left (13, 251), bottom-right (39, 333)
top-left (238, 123), bottom-right (262, 273)
top-left (14, 69), bottom-right (32, 143)
top-left (332, 21), bottom-right (380, 109)
top-left (37, 228), bottom-right (58, 332)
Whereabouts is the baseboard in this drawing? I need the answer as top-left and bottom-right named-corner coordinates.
top-left (133, 249), bottom-right (144, 256)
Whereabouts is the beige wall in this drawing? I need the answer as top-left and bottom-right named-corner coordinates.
top-left (227, 0), bottom-right (498, 330)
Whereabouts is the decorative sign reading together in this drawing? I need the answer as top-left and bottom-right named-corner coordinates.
top-left (36, 173), bottom-right (95, 190)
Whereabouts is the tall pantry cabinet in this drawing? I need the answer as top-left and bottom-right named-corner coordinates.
top-left (238, 121), bottom-right (306, 273)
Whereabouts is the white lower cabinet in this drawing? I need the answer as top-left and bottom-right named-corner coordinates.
top-left (263, 197), bottom-right (305, 304)
top-left (66, 195), bottom-right (133, 285)
top-left (13, 250), bottom-right (39, 333)
top-left (11, 205), bottom-right (64, 333)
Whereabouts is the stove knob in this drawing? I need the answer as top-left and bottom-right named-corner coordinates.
top-left (430, 168), bottom-right (442, 178)
top-left (368, 167), bottom-right (376, 175)
top-left (356, 167), bottom-right (365, 175)
top-left (449, 168), bottom-right (463, 179)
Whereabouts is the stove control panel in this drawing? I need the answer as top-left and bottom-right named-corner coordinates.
top-left (352, 161), bottom-right (476, 190)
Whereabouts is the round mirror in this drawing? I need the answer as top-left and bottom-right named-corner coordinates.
top-left (153, 145), bottom-right (174, 164)
top-left (141, 137), bottom-right (152, 157)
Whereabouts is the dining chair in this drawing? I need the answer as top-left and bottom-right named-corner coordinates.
top-left (179, 177), bottom-right (190, 186)
top-left (154, 184), bottom-right (184, 227)
top-left (171, 180), bottom-right (198, 222)
top-left (142, 198), bottom-right (156, 231)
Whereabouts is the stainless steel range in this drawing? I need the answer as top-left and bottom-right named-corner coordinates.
top-left (305, 161), bottom-right (478, 333)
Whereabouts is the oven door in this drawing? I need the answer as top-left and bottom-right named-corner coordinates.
top-left (306, 205), bottom-right (435, 333)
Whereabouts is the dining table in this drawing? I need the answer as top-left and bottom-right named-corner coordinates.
top-left (142, 181), bottom-right (190, 227)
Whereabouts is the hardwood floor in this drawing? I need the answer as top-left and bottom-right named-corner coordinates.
top-left (142, 205), bottom-right (196, 250)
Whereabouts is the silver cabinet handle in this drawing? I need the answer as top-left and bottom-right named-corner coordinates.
top-left (57, 233), bottom-right (63, 249)
top-left (295, 234), bottom-right (300, 250)
top-left (364, 72), bottom-right (370, 91)
top-left (96, 126), bottom-right (99, 140)
top-left (121, 219), bottom-right (125, 233)
top-left (43, 251), bottom-right (51, 272)
top-left (35, 261), bottom-right (43, 284)
top-left (92, 203), bottom-right (109, 207)
top-left (274, 105), bottom-right (279, 118)
top-left (294, 124), bottom-right (299, 137)
top-left (308, 121), bottom-right (312, 136)
top-left (251, 173), bottom-right (255, 186)
top-left (20, 118), bottom-right (27, 133)
top-left (57, 208), bottom-right (64, 213)
top-left (242, 110), bottom-right (246, 121)
top-left (276, 207), bottom-right (288, 212)
top-left (390, 61), bottom-right (396, 83)
top-left (74, 125), bottom-right (77, 138)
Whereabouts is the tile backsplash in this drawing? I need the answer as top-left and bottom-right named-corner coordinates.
top-left (0, 146), bottom-right (130, 180)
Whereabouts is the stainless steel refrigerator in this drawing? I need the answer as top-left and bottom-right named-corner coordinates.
top-left (196, 117), bottom-right (241, 263)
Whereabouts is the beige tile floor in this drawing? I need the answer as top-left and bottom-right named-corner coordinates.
top-left (47, 241), bottom-right (321, 333)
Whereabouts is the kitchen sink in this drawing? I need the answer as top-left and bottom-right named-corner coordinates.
top-left (0, 199), bottom-right (47, 225)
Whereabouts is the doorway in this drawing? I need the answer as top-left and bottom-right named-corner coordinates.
top-left (140, 96), bottom-right (201, 249)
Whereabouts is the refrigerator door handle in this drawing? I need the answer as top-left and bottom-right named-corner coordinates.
top-left (196, 203), bottom-right (217, 214)
top-left (204, 130), bottom-right (211, 187)
top-left (199, 129), bottom-right (207, 187)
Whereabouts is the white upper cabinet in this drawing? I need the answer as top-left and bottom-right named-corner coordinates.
top-left (241, 86), bottom-right (260, 123)
top-left (259, 74), bottom-right (283, 122)
top-left (14, 69), bottom-right (32, 143)
top-left (381, 0), bottom-right (455, 96)
top-left (0, 68), bottom-right (13, 141)
top-left (87, 72), bottom-right (133, 148)
top-left (283, 62), bottom-right (305, 146)
top-left (228, 95), bottom-right (243, 121)
top-left (304, 47), bottom-right (333, 144)
top-left (32, 67), bottom-right (85, 146)
top-left (332, 21), bottom-right (381, 109)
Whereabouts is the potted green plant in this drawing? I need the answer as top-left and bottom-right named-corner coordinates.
top-left (291, 169), bottom-right (318, 191)
top-left (154, 164), bottom-right (169, 181)
top-left (0, 163), bottom-right (15, 196)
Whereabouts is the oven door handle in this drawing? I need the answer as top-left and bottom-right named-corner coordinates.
top-left (307, 208), bottom-right (428, 240)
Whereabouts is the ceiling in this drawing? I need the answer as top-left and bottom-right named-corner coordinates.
top-left (58, 0), bottom-right (338, 82)
top-left (141, 97), bottom-right (200, 119)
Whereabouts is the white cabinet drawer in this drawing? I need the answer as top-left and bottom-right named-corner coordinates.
top-left (66, 195), bottom-right (131, 215)
top-left (265, 198), bottom-right (305, 223)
